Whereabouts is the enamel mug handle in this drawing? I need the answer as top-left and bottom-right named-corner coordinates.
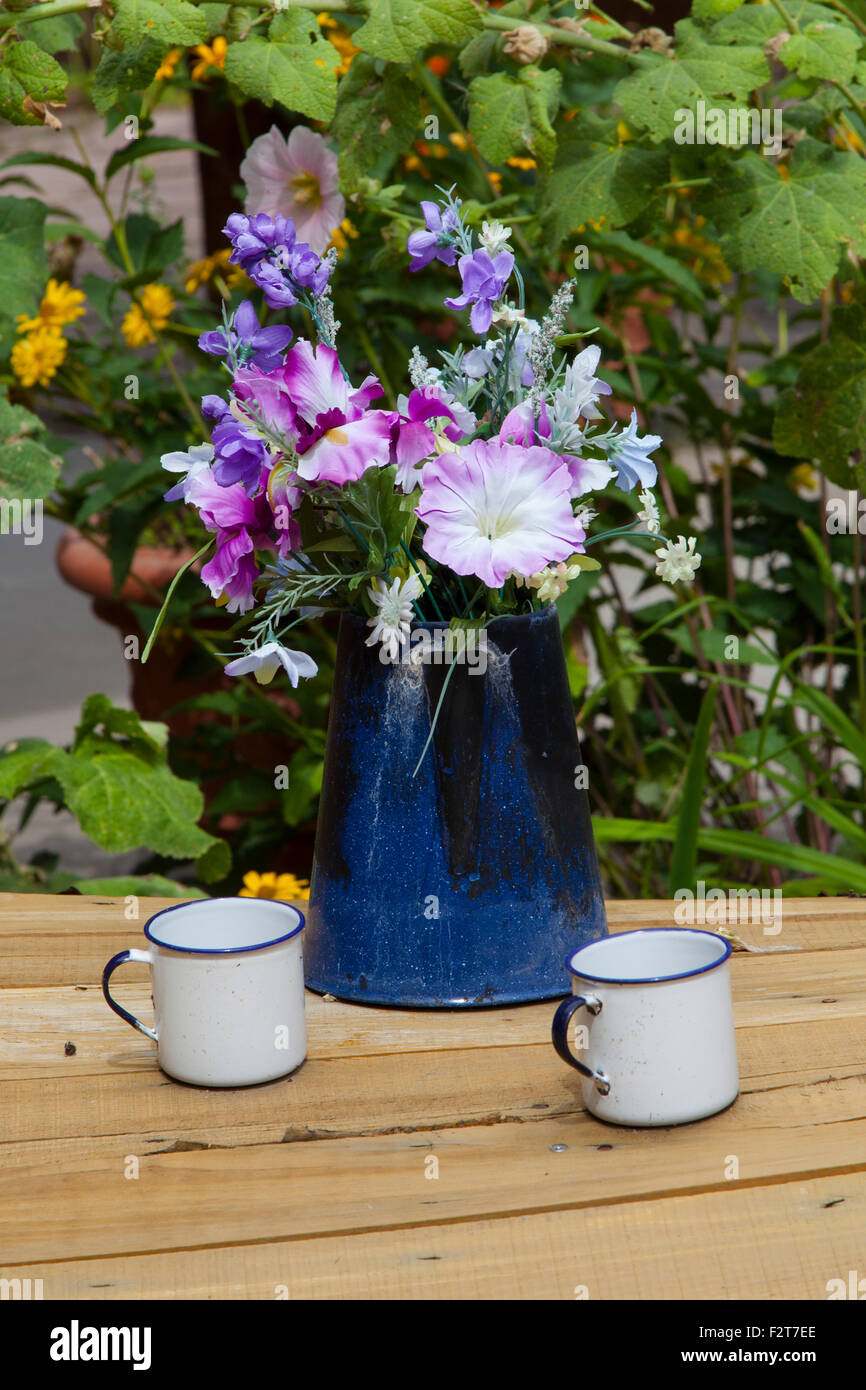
top-left (102, 949), bottom-right (158, 1043)
top-left (551, 994), bottom-right (611, 1095)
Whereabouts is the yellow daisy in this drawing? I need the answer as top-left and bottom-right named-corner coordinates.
top-left (16, 277), bottom-right (86, 334)
top-left (121, 283), bottom-right (175, 347)
top-left (11, 325), bottom-right (67, 387)
top-left (155, 49), bottom-right (182, 82)
top-left (239, 871), bottom-right (311, 901)
top-left (191, 36), bottom-right (227, 82)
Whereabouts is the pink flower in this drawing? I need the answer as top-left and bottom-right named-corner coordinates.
top-left (235, 341), bottom-right (394, 487)
top-left (240, 125), bottom-right (345, 255)
top-left (415, 438), bottom-right (586, 589)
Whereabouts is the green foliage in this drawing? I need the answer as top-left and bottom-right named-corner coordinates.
top-left (0, 196), bottom-right (46, 355)
top-left (0, 697), bottom-right (230, 885)
top-left (0, 39), bottom-right (65, 125)
top-left (225, 13), bottom-right (341, 122)
top-left (0, 392), bottom-right (61, 500)
top-left (354, 0), bottom-right (481, 64)
top-left (774, 301), bottom-right (866, 490)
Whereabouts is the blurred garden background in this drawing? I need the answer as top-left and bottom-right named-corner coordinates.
top-left (1, 0), bottom-right (865, 902)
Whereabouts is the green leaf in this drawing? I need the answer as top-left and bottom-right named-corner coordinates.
top-left (0, 393), bottom-right (61, 501)
top-left (468, 67), bottom-right (561, 172)
top-left (614, 40), bottom-right (768, 141)
top-left (110, 0), bottom-right (208, 49)
top-left (669, 684), bottom-right (717, 893)
top-left (703, 139), bottom-right (866, 303)
top-left (594, 817), bottom-right (866, 891)
top-left (541, 117), bottom-right (668, 240)
top-left (781, 20), bottom-right (861, 83)
top-left (74, 874), bottom-right (206, 898)
top-left (0, 739), bottom-right (60, 800)
top-left (72, 694), bottom-right (162, 755)
top-left (0, 40), bottom-right (66, 126)
top-left (354, 0), bottom-right (481, 64)
top-left (692, 0), bottom-right (745, 15)
top-left (0, 150), bottom-right (97, 191)
top-left (773, 301), bottom-right (866, 490)
top-left (0, 195), bottom-right (46, 355)
top-left (104, 134), bottom-right (217, 183)
top-left (28, 13), bottom-right (86, 54)
top-left (331, 55), bottom-right (422, 189)
top-left (468, 72), bottom-right (532, 166)
top-left (224, 18), bottom-right (341, 123)
top-left (92, 40), bottom-right (165, 115)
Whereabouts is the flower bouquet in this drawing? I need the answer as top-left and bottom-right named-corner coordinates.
top-left (155, 188), bottom-right (701, 1006)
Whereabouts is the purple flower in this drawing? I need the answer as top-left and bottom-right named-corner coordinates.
top-left (444, 249), bottom-right (514, 335)
top-left (186, 467), bottom-right (285, 615)
top-left (199, 300), bottom-right (293, 372)
top-left (248, 259), bottom-right (299, 311)
top-left (407, 201), bottom-right (460, 272)
top-left (223, 212), bottom-right (297, 273)
top-left (202, 394), bottom-right (270, 494)
top-left (223, 211), bottom-right (332, 310)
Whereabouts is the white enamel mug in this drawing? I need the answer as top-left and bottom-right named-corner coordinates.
top-left (552, 928), bottom-right (739, 1127)
top-left (102, 897), bottom-right (306, 1087)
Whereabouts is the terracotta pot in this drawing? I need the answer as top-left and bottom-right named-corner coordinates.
top-left (55, 528), bottom-right (198, 605)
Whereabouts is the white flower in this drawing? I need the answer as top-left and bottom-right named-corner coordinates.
top-left (365, 573), bottom-right (424, 661)
top-left (518, 559), bottom-right (585, 603)
top-left (573, 505), bottom-right (597, 529)
top-left (490, 303), bottom-right (526, 328)
top-left (637, 488), bottom-right (661, 534)
top-left (161, 442), bottom-right (214, 499)
top-left (224, 641), bottom-right (319, 687)
top-left (654, 535), bottom-right (701, 585)
top-left (479, 220), bottom-right (513, 256)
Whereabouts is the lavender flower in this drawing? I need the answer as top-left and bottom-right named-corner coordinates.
top-left (444, 249), bottom-right (514, 336)
top-left (203, 395), bottom-right (270, 494)
top-left (407, 201), bottom-right (460, 272)
top-left (199, 301), bottom-right (293, 372)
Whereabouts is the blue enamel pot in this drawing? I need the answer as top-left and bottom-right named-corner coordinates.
top-left (304, 605), bottom-right (607, 1007)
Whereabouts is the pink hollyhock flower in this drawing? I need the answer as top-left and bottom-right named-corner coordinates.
top-left (415, 438), bottom-right (586, 589)
top-left (235, 341), bottom-right (394, 486)
top-left (187, 467), bottom-right (299, 614)
top-left (240, 126), bottom-right (344, 255)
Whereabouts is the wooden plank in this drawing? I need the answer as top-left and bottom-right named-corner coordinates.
top-left (3, 1170), bottom-right (860, 1300)
top-left (1, 1073), bottom-right (865, 1263)
top-left (0, 972), bottom-right (862, 1083)
top-left (0, 895), bottom-right (862, 988)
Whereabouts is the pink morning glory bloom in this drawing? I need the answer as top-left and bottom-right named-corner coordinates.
top-left (236, 341), bottom-right (394, 486)
top-left (240, 126), bottom-right (344, 255)
top-left (415, 438), bottom-right (586, 589)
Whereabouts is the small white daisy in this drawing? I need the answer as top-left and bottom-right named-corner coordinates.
top-left (365, 573), bottom-right (424, 662)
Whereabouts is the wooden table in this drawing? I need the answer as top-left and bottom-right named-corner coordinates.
top-left (1, 894), bottom-right (863, 1300)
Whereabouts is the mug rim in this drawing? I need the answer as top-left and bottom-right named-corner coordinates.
top-left (565, 927), bottom-right (732, 985)
top-left (144, 896), bottom-right (305, 955)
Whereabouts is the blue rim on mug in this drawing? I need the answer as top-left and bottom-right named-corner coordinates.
top-left (564, 927), bottom-right (732, 986)
top-left (143, 896), bottom-right (305, 955)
